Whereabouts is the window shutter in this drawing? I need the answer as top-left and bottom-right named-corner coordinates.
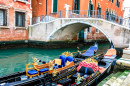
top-left (3, 10), bottom-right (7, 26)
top-left (90, 4), bottom-right (93, 16)
top-left (26, 0), bottom-right (28, 1)
top-left (53, 0), bottom-right (57, 13)
top-left (77, 0), bottom-right (80, 14)
top-left (16, 12), bottom-right (18, 26)
top-left (78, 30), bottom-right (84, 39)
top-left (88, 2), bottom-right (91, 15)
top-left (111, 0), bottom-right (113, 3)
top-left (22, 13), bottom-right (25, 27)
top-left (116, 0), bottom-right (118, 6)
top-left (118, 1), bottom-right (120, 7)
top-left (99, 8), bottom-right (101, 15)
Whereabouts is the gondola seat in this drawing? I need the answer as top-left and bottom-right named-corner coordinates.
top-left (26, 63), bottom-right (39, 78)
top-left (71, 66), bottom-right (94, 80)
top-left (28, 70), bottom-right (38, 75)
top-left (39, 68), bottom-right (49, 73)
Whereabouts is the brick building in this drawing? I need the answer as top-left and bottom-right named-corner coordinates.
top-left (32, 0), bottom-right (124, 41)
top-left (0, 0), bottom-right (32, 41)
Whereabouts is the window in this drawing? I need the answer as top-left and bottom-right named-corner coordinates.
top-left (0, 9), bottom-right (7, 26)
top-left (116, 0), bottom-right (120, 7)
top-left (87, 27), bottom-right (91, 33)
top-left (105, 7), bottom-right (109, 20)
top-left (111, 0), bottom-right (113, 3)
top-left (97, 3), bottom-right (101, 18)
top-left (52, 0), bottom-right (58, 13)
top-left (96, 29), bottom-right (99, 33)
top-left (15, 12), bottom-right (25, 27)
top-left (88, 0), bottom-right (93, 17)
top-left (73, 0), bottom-right (80, 14)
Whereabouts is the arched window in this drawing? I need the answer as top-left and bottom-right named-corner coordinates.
top-left (73, 0), bottom-right (80, 14)
top-left (105, 7), bottom-right (109, 20)
top-left (88, 0), bottom-right (93, 17)
top-left (97, 3), bottom-right (101, 18)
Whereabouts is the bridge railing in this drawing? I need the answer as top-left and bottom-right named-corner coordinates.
top-left (31, 10), bottom-right (125, 25)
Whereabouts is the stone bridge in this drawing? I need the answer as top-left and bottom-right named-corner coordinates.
top-left (29, 11), bottom-right (130, 48)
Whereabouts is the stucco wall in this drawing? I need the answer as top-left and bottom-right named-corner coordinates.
top-left (29, 18), bottom-right (130, 48)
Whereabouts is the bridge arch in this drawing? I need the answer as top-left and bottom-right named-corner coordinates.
top-left (47, 21), bottom-right (111, 42)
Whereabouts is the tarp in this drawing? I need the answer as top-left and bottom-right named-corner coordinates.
top-left (82, 46), bottom-right (97, 56)
top-left (105, 49), bottom-right (116, 56)
top-left (89, 46), bottom-right (98, 51)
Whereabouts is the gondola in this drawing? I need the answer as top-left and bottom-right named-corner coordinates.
top-left (0, 42), bottom-right (98, 86)
top-left (42, 42), bottom-right (116, 86)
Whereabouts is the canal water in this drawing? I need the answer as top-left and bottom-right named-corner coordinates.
top-left (0, 42), bottom-right (111, 77)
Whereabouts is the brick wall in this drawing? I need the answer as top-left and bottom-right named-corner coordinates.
top-left (0, 0), bottom-right (32, 41)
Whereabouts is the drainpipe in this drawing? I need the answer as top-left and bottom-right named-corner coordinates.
top-left (46, 0), bottom-right (47, 15)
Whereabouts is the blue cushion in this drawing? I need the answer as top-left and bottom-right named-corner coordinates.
top-left (59, 55), bottom-right (66, 66)
top-left (66, 56), bottom-right (73, 62)
top-left (28, 70), bottom-right (38, 75)
top-left (39, 68), bottom-right (49, 73)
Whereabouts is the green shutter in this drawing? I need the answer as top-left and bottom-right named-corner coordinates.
top-left (90, 4), bottom-right (93, 16)
top-left (53, 0), bottom-right (58, 13)
top-left (78, 30), bottom-right (84, 39)
top-left (77, 0), bottom-right (80, 14)
top-left (88, 2), bottom-right (91, 15)
top-left (26, 0), bottom-right (28, 1)
top-left (16, 12), bottom-right (18, 26)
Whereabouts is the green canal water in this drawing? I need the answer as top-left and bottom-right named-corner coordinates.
top-left (0, 42), bottom-right (111, 77)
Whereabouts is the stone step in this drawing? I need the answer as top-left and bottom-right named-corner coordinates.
top-left (97, 73), bottom-right (114, 86)
top-left (112, 70), bottom-right (130, 86)
top-left (101, 72), bottom-right (123, 86)
top-left (116, 58), bottom-right (130, 70)
top-left (121, 73), bottom-right (130, 86)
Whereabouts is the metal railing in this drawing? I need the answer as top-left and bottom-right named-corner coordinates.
top-left (31, 10), bottom-right (125, 26)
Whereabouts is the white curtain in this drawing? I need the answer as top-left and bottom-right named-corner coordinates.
top-left (0, 10), bottom-right (4, 25)
top-left (18, 13), bottom-right (22, 26)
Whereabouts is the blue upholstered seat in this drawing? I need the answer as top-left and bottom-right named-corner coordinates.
top-left (39, 68), bottom-right (49, 73)
top-left (28, 70), bottom-right (38, 75)
top-left (66, 56), bottom-right (73, 62)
